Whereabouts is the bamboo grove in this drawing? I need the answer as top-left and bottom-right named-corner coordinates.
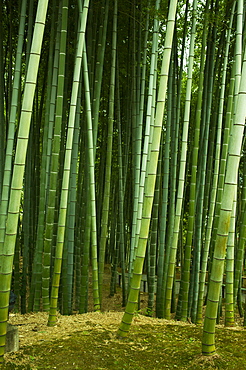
top-left (0, 0), bottom-right (246, 362)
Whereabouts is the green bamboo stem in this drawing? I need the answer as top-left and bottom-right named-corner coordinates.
top-left (129, 0), bottom-right (160, 284)
top-left (165, 0), bottom-right (197, 320)
top-left (0, 0), bottom-right (49, 361)
top-left (225, 197), bottom-right (236, 326)
top-left (117, 0), bottom-right (177, 337)
top-left (234, 157), bottom-right (246, 309)
top-left (98, 0), bottom-right (118, 303)
top-left (92, 0), bottom-right (109, 148)
top-left (147, 145), bottom-right (162, 315)
top-left (116, 69), bottom-right (127, 306)
top-left (31, 3), bottom-right (60, 311)
top-left (128, 0), bottom-right (152, 281)
top-left (0, 1), bottom-right (5, 192)
top-left (177, 0), bottom-right (199, 322)
top-left (42, 0), bottom-right (69, 312)
top-left (156, 59), bottom-right (172, 318)
top-left (197, 70), bottom-right (235, 327)
top-left (83, 42), bottom-right (100, 311)
top-left (202, 46), bottom-right (246, 356)
top-left (0, 0), bottom-right (27, 251)
top-left (48, 0), bottom-right (90, 326)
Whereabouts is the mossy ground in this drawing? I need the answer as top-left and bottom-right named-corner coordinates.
top-left (3, 267), bottom-right (246, 369)
top-left (3, 317), bottom-right (246, 369)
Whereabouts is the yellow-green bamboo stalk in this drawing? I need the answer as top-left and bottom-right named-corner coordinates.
top-left (117, 0), bottom-right (177, 337)
top-left (165, 0), bottom-right (197, 320)
top-left (225, 196), bottom-right (236, 326)
top-left (98, 0), bottom-right (118, 302)
top-left (202, 46), bottom-right (246, 356)
top-left (0, 0), bottom-right (27, 250)
top-left (42, 0), bottom-right (69, 312)
top-left (83, 43), bottom-right (100, 311)
top-left (0, 0), bottom-right (49, 361)
top-left (48, 0), bottom-right (90, 326)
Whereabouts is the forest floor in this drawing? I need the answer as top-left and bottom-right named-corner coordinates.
top-left (3, 267), bottom-right (246, 370)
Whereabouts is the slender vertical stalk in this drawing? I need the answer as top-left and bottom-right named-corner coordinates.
top-left (48, 0), bottom-right (90, 326)
top-left (83, 43), bottom-right (100, 311)
top-left (202, 46), bottom-right (246, 356)
top-left (0, 0), bottom-right (49, 361)
top-left (42, 0), bottom-right (69, 312)
top-left (117, 0), bottom-right (177, 337)
top-left (165, 0), bottom-right (197, 319)
top-left (0, 0), bottom-right (27, 250)
top-left (98, 0), bottom-right (118, 302)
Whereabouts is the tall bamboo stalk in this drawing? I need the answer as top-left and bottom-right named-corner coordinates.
top-left (0, 0), bottom-right (49, 361)
top-left (202, 45), bottom-right (246, 356)
top-left (117, 0), bottom-right (177, 337)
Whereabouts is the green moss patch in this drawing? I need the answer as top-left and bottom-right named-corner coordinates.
top-left (3, 320), bottom-right (246, 369)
